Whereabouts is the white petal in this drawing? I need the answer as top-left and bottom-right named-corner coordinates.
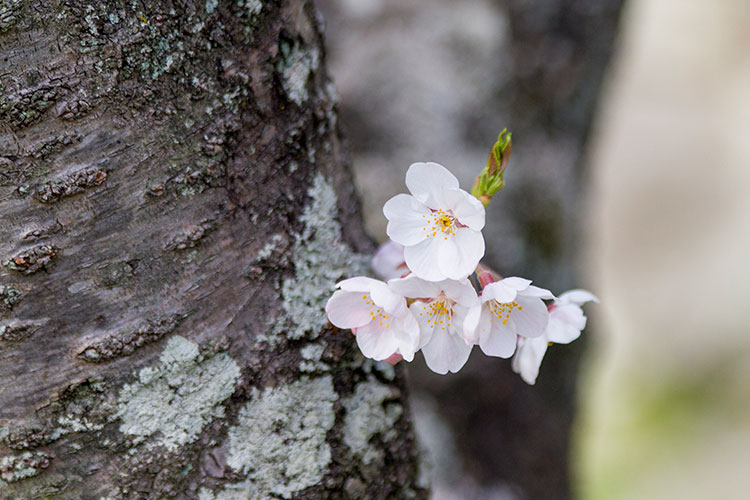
top-left (421, 328), bottom-right (473, 374)
top-left (388, 275), bottom-right (441, 300)
top-left (546, 304), bottom-right (586, 343)
top-left (463, 303), bottom-right (482, 345)
top-left (558, 289), bottom-right (599, 306)
top-left (452, 227), bottom-right (485, 279)
top-left (384, 194), bottom-right (433, 246)
top-left (512, 336), bottom-right (548, 385)
top-left (403, 237), bottom-right (446, 281)
top-left (372, 241), bottom-right (406, 280)
top-left (479, 320), bottom-right (517, 358)
top-left (355, 321), bottom-right (399, 361)
top-left (326, 290), bottom-right (376, 329)
top-left (337, 276), bottom-right (381, 293)
top-left (481, 280), bottom-right (518, 304)
top-left (405, 162), bottom-right (459, 209)
top-left (437, 237), bottom-right (463, 280)
top-left (500, 276), bottom-right (533, 291)
top-left (393, 312), bottom-right (421, 361)
top-left (440, 278), bottom-right (479, 306)
top-left (444, 188), bottom-right (485, 230)
top-left (521, 285), bottom-right (555, 300)
top-left (512, 296), bottom-right (549, 338)
top-left (369, 281), bottom-right (407, 316)
top-left (409, 301), bottom-right (435, 349)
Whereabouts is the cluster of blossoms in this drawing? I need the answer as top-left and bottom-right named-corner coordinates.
top-left (326, 134), bottom-right (597, 383)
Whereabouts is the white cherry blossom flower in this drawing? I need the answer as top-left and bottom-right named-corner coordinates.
top-left (325, 277), bottom-right (420, 362)
top-left (468, 277), bottom-right (554, 358)
top-left (389, 275), bottom-right (480, 374)
top-left (383, 162), bottom-right (486, 281)
top-left (371, 241), bottom-right (407, 280)
top-left (512, 289), bottom-right (598, 385)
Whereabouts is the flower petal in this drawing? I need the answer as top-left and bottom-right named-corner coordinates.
top-left (558, 289), bottom-right (599, 306)
top-left (403, 237), bottom-right (446, 281)
top-left (410, 301), bottom-right (436, 349)
top-left (437, 237), bottom-right (463, 280)
top-left (512, 296), bottom-right (549, 338)
top-left (372, 241), bottom-right (406, 280)
top-left (481, 281), bottom-right (518, 304)
top-left (388, 275), bottom-right (441, 300)
top-left (440, 278), bottom-right (479, 307)
top-left (521, 285), bottom-right (555, 300)
top-left (444, 188), bottom-right (485, 230)
top-left (421, 328), bottom-right (473, 374)
top-left (479, 320), bottom-right (517, 358)
top-left (463, 302), bottom-right (482, 345)
top-left (337, 276), bottom-right (381, 293)
top-left (369, 281), bottom-right (407, 316)
top-left (405, 162), bottom-right (460, 209)
top-left (546, 304), bottom-right (586, 343)
top-left (355, 320), bottom-right (398, 361)
top-left (512, 336), bottom-right (548, 385)
top-left (326, 290), bottom-right (377, 329)
top-left (453, 228), bottom-right (485, 279)
top-left (384, 194), bottom-right (433, 246)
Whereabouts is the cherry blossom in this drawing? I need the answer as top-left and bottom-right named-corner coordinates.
top-left (512, 289), bottom-right (598, 385)
top-left (389, 275), bottom-right (479, 374)
top-left (468, 277), bottom-right (554, 358)
top-left (383, 162), bottom-right (485, 281)
top-left (325, 277), bottom-right (420, 362)
top-left (371, 241), bottom-right (408, 280)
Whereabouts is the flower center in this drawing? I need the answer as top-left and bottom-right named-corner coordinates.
top-left (362, 295), bottom-right (390, 328)
top-left (422, 209), bottom-right (457, 240)
top-left (420, 295), bottom-right (455, 331)
top-left (488, 300), bottom-right (523, 325)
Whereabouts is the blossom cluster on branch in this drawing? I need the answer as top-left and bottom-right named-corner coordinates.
top-left (326, 134), bottom-right (597, 383)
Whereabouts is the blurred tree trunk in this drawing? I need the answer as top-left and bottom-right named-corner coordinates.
top-left (0, 1), bottom-right (425, 499)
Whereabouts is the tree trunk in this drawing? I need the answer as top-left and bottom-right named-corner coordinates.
top-left (0, 1), bottom-right (425, 498)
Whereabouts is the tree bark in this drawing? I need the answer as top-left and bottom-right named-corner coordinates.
top-left (0, 1), bottom-right (425, 498)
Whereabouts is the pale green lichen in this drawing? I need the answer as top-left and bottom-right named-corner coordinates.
top-left (278, 41), bottom-right (319, 106)
top-left (116, 336), bottom-right (240, 450)
top-left (0, 450), bottom-right (51, 483)
top-left (299, 342), bottom-right (329, 373)
top-left (205, 0), bottom-right (218, 14)
top-left (342, 379), bottom-right (403, 462)
top-left (268, 174), bottom-right (367, 344)
top-left (216, 376), bottom-right (337, 499)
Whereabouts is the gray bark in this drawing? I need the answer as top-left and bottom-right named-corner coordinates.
top-left (0, 1), bottom-right (425, 499)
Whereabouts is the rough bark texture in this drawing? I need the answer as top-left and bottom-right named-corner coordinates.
top-left (318, 0), bottom-right (624, 498)
top-left (0, 1), bottom-right (426, 499)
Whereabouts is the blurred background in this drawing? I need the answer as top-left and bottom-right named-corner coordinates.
top-left (318, 0), bottom-right (750, 499)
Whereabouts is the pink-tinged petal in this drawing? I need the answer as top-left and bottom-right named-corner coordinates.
top-left (388, 275), bottom-right (441, 300)
top-left (479, 320), bottom-right (517, 358)
top-left (409, 301), bottom-right (436, 349)
top-left (512, 296), bottom-right (549, 338)
top-left (369, 281), bottom-right (406, 316)
top-left (403, 237), bottom-right (446, 282)
top-left (558, 289), bottom-right (599, 306)
top-left (444, 188), bottom-right (485, 230)
top-left (337, 276), bottom-right (381, 293)
top-left (463, 303), bottom-right (482, 345)
top-left (512, 336), bottom-right (549, 385)
top-left (481, 281), bottom-right (518, 304)
top-left (372, 241), bottom-right (406, 280)
top-left (355, 320), bottom-right (398, 361)
top-left (384, 194), bottom-right (433, 246)
top-left (405, 162), bottom-right (459, 209)
top-left (452, 227), bottom-right (485, 279)
top-left (421, 329), bottom-right (473, 374)
top-left (437, 237), bottom-right (463, 280)
top-left (326, 290), bottom-right (377, 329)
top-left (521, 285), bottom-right (555, 300)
